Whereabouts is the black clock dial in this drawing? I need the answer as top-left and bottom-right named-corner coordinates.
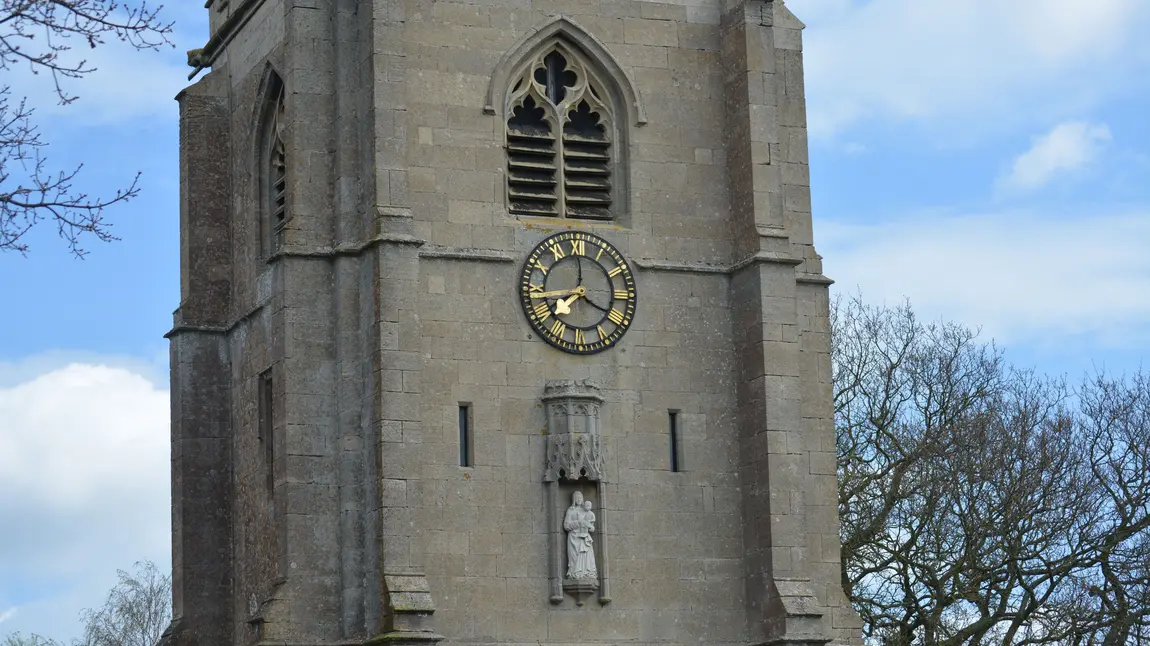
top-left (519, 231), bottom-right (637, 354)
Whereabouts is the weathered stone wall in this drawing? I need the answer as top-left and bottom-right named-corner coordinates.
top-left (204, 0), bottom-right (286, 85)
top-left (404, 1), bottom-right (733, 264)
top-left (167, 69), bottom-right (235, 646)
top-left (403, 257), bottom-right (746, 642)
top-left (166, 1), bottom-right (862, 645)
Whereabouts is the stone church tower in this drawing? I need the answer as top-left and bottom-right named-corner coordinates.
top-left (164, 1), bottom-right (862, 645)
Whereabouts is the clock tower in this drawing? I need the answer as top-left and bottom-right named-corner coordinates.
top-left (165, 1), bottom-right (862, 645)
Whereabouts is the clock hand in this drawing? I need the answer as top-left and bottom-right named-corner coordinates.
top-left (583, 294), bottom-right (609, 312)
top-left (529, 287), bottom-right (581, 299)
top-left (554, 291), bottom-right (583, 315)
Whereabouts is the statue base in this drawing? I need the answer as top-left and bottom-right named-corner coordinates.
top-left (563, 578), bottom-right (599, 606)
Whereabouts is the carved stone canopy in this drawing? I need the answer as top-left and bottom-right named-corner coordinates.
top-left (542, 380), bottom-right (605, 482)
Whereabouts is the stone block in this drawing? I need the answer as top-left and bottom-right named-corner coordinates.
top-left (624, 17), bottom-right (680, 47)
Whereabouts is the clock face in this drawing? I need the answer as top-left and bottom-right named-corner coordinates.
top-left (519, 231), bottom-right (637, 354)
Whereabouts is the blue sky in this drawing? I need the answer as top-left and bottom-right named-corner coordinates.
top-left (2, 0), bottom-right (1149, 642)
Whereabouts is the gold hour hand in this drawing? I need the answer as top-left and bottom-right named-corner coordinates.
top-left (554, 292), bottom-right (582, 315)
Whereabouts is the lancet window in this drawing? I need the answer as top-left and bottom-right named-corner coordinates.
top-left (259, 75), bottom-right (287, 256)
top-left (505, 43), bottom-right (616, 220)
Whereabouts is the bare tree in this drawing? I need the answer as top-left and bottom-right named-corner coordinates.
top-left (1065, 372), bottom-right (1150, 645)
top-left (0, 1), bottom-right (173, 256)
top-left (833, 294), bottom-right (1150, 645)
top-left (77, 560), bottom-right (171, 646)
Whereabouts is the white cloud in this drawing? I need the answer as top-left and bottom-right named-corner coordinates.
top-left (0, 607), bottom-right (15, 625)
top-left (0, 351), bottom-right (168, 389)
top-left (792, 0), bottom-right (1150, 138)
top-left (996, 121), bottom-right (1112, 195)
top-left (0, 360), bottom-right (170, 643)
top-left (819, 211), bottom-right (1150, 347)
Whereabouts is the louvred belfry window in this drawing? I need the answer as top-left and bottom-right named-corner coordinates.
top-left (259, 74), bottom-right (287, 257)
top-left (270, 94), bottom-right (287, 240)
top-left (506, 45), bottom-right (614, 220)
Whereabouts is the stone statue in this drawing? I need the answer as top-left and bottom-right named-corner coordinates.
top-left (564, 491), bottom-right (597, 580)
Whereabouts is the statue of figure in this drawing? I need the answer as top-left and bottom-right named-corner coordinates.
top-left (564, 491), bottom-right (597, 580)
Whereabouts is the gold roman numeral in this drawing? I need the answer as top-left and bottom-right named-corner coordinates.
top-left (608, 308), bottom-right (625, 325)
top-left (607, 264), bottom-right (624, 278)
top-left (595, 246), bottom-right (604, 261)
top-left (574, 329), bottom-right (586, 345)
top-left (533, 259), bottom-right (548, 275)
top-left (550, 244), bottom-right (565, 261)
top-left (533, 301), bottom-right (551, 321)
top-left (596, 325), bottom-right (607, 341)
top-left (550, 319), bottom-right (566, 338)
top-left (529, 283), bottom-right (544, 293)
top-left (613, 289), bottom-right (631, 300)
top-left (570, 239), bottom-right (585, 256)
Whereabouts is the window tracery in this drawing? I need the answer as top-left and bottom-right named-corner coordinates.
top-left (506, 43), bottom-right (614, 220)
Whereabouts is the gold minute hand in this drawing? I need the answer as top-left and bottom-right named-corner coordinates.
top-left (529, 288), bottom-right (581, 299)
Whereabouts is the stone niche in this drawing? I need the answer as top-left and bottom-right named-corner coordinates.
top-left (542, 380), bottom-right (610, 606)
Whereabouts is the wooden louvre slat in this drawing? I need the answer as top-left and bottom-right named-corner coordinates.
top-left (565, 176), bottom-right (611, 191)
top-left (507, 93), bottom-right (560, 217)
top-left (507, 143), bottom-right (555, 157)
top-left (509, 199), bottom-right (558, 216)
top-left (508, 134), bottom-right (558, 217)
top-left (565, 193), bottom-right (611, 204)
top-left (563, 161), bottom-right (609, 175)
top-left (562, 148), bottom-right (610, 161)
top-left (509, 175), bottom-right (556, 187)
top-left (508, 158), bottom-right (557, 173)
top-left (562, 131), bottom-right (611, 219)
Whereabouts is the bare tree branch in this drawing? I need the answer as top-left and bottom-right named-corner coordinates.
top-left (77, 560), bottom-right (171, 646)
top-left (834, 295), bottom-right (1150, 645)
top-left (0, 1), bottom-right (172, 256)
top-left (2, 633), bottom-right (65, 646)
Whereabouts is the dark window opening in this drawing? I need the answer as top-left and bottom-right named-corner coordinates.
top-left (535, 51), bottom-right (577, 104)
top-left (459, 404), bottom-right (473, 467)
top-left (669, 410), bottom-right (681, 473)
top-left (258, 369), bottom-right (275, 497)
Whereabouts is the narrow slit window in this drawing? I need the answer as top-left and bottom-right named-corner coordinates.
top-left (258, 369), bottom-right (275, 497)
top-left (669, 410), bottom-right (681, 473)
top-left (459, 404), bottom-right (473, 467)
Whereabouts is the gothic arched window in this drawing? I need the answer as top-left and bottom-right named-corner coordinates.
top-left (258, 73), bottom-right (286, 256)
top-left (506, 42), bottom-right (616, 220)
